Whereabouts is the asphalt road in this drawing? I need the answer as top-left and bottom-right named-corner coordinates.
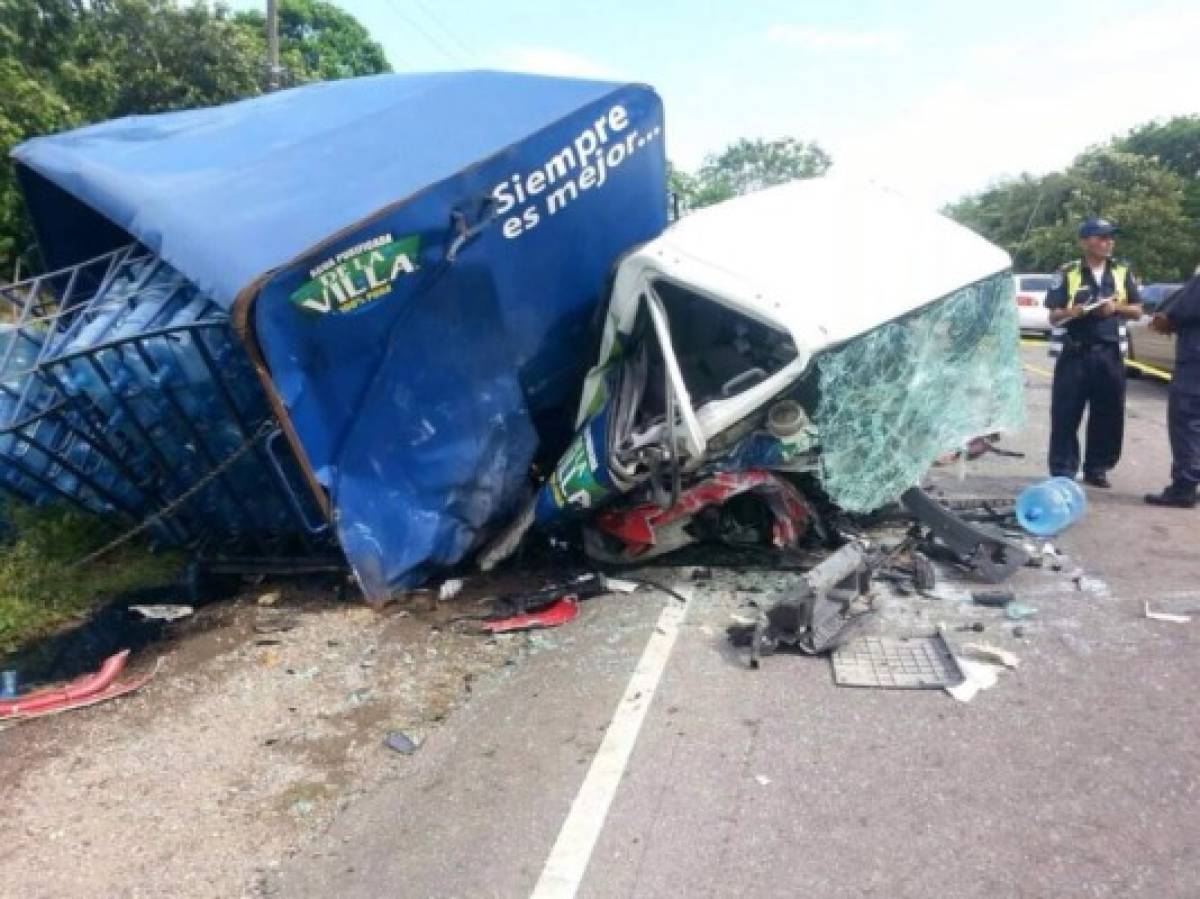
top-left (274, 345), bottom-right (1200, 899)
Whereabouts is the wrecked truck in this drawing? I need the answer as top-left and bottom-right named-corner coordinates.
top-left (5, 71), bottom-right (1025, 603)
top-left (484, 176), bottom-right (1027, 569)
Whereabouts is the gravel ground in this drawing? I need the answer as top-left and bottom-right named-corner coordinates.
top-left (0, 585), bottom-right (533, 899)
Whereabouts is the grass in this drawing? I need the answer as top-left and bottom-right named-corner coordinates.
top-left (0, 501), bottom-right (183, 656)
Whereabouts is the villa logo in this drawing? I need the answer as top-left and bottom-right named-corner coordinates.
top-left (291, 233), bottom-right (420, 315)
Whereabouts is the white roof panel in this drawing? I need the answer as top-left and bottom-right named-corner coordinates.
top-left (636, 177), bottom-right (1011, 356)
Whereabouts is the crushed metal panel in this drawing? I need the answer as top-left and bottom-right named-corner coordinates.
top-left (832, 634), bottom-right (965, 689)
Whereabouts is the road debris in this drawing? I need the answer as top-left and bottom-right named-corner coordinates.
top-left (1004, 603), bottom-right (1038, 621)
top-left (731, 539), bottom-right (878, 668)
top-left (945, 657), bottom-right (1001, 703)
top-left (601, 577), bottom-right (640, 594)
top-left (911, 551), bottom-right (937, 591)
top-left (1144, 602), bottom-right (1192, 624)
top-left (0, 650), bottom-right (156, 721)
top-left (129, 604), bottom-right (195, 622)
top-left (831, 634), bottom-right (964, 689)
top-left (479, 597), bottom-right (580, 634)
top-left (960, 642), bottom-right (1020, 669)
top-left (972, 590), bottom-right (1016, 608)
top-left (384, 731), bottom-right (420, 755)
top-left (901, 487), bottom-right (1029, 582)
top-left (438, 580), bottom-right (465, 602)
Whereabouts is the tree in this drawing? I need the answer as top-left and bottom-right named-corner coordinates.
top-left (944, 172), bottom-right (1073, 272)
top-left (1, 0), bottom-right (85, 267)
top-left (1055, 148), bottom-right (1193, 280)
top-left (0, 59), bottom-right (74, 267)
top-left (62, 0), bottom-right (265, 119)
top-left (946, 148), bottom-right (1194, 280)
top-left (690, 137), bottom-right (831, 209)
top-left (0, 0), bottom-right (390, 276)
top-left (236, 0), bottom-right (389, 84)
top-left (1114, 116), bottom-right (1200, 227)
top-left (1115, 116), bottom-right (1200, 180)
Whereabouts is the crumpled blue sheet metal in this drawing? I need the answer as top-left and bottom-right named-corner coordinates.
top-left (12, 73), bottom-right (669, 598)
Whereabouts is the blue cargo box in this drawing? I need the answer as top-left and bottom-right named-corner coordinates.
top-left (11, 71), bottom-right (669, 598)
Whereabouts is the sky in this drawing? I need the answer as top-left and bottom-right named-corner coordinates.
top-left (237, 0), bottom-right (1200, 206)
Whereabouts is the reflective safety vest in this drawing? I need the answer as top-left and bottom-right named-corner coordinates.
top-left (1048, 261), bottom-right (1129, 358)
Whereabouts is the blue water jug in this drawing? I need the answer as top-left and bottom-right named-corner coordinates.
top-left (1016, 476), bottom-right (1087, 536)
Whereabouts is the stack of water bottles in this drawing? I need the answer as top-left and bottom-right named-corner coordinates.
top-left (0, 245), bottom-right (323, 549)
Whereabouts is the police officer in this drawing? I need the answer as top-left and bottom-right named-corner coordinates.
top-left (1044, 217), bottom-right (1142, 487)
top-left (1144, 272), bottom-right (1200, 508)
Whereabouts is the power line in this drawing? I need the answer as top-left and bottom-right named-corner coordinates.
top-left (411, 0), bottom-right (478, 60)
top-left (380, 0), bottom-right (469, 67)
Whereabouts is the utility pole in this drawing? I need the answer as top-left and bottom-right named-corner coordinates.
top-left (266, 0), bottom-right (281, 91)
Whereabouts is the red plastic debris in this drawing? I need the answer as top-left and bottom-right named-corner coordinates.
top-left (480, 596), bottom-right (580, 634)
top-left (0, 650), bottom-right (155, 720)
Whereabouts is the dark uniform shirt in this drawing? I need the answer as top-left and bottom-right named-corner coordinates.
top-left (1165, 274), bottom-right (1200, 396)
top-left (1044, 259), bottom-right (1141, 344)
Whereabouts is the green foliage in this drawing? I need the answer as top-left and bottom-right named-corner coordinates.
top-left (1115, 115), bottom-right (1200, 180)
top-left (0, 502), bottom-right (181, 654)
top-left (946, 138), bottom-right (1198, 281)
top-left (0, 0), bottom-right (389, 276)
top-left (0, 57), bottom-right (74, 267)
top-left (672, 137), bottom-right (832, 212)
top-left (1115, 115), bottom-right (1200, 227)
top-left (236, 0), bottom-right (389, 83)
top-left (60, 0), bottom-right (266, 118)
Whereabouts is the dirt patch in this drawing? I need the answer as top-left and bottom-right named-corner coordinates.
top-left (0, 583), bottom-right (534, 898)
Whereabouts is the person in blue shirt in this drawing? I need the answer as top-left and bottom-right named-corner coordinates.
top-left (1043, 218), bottom-right (1142, 488)
top-left (1145, 272), bottom-right (1200, 508)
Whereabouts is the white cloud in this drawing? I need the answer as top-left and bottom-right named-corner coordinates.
top-left (490, 46), bottom-right (621, 81)
top-left (765, 24), bottom-right (903, 52)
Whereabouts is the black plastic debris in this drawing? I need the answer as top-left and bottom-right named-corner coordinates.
top-left (972, 590), bottom-right (1016, 608)
top-left (730, 539), bottom-right (878, 668)
top-left (902, 487), bottom-right (1029, 582)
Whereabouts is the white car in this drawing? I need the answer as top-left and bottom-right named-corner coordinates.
top-left (1013, 273), bottom-right (1053, 333)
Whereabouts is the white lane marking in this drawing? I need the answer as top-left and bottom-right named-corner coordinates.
top-left (530, 591), bottom-right (691, 899)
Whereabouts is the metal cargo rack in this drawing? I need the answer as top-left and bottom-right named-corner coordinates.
top-left (0, 245), bottom-right (340, 575)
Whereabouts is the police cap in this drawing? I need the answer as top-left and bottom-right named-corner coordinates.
top-left (1079, 217), bottom-right (1118, 238)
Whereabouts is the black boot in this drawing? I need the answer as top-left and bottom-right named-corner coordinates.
top-left (1144, 482), bottom-right (1198, 508)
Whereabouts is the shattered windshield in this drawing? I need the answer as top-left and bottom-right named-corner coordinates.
top-left (813, 270), bottom-right (1024, 512)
